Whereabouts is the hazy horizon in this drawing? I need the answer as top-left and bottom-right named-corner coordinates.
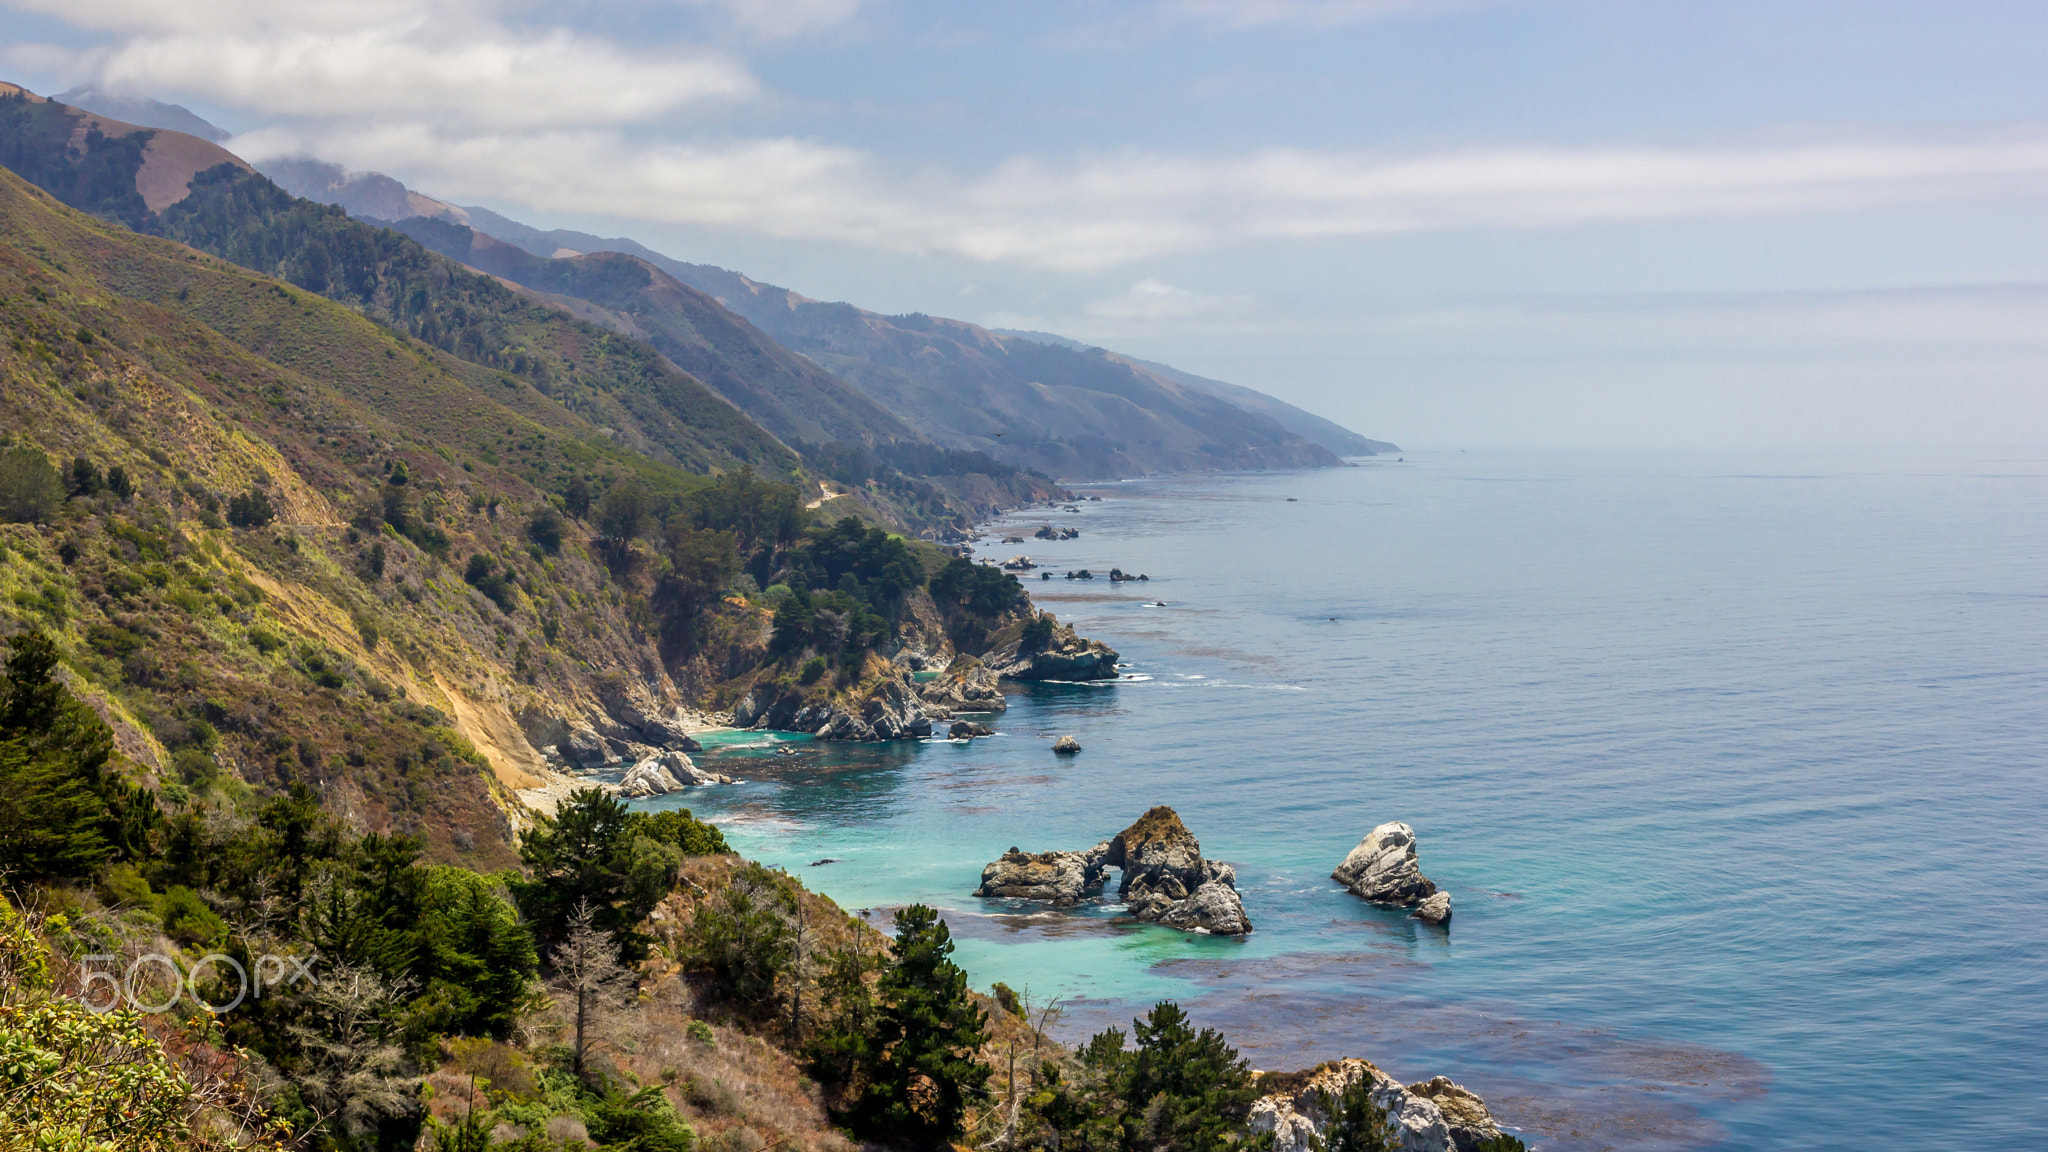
top-left (7, 0), bottom-right (2046, 447)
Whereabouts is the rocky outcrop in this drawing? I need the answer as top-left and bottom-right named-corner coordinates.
top-left (734, 669), bottom-right (937, 742)
top-left (1406, 1077), bottom-right (1504, 1152)
top-left (1249, 1059), bottom-right (1503, 1152)
top-left (973, 844), bottom-right (1111, 905)
top-left (1106, 807), bottom-right (1252, 935)
top-left (974, 807), bottom-right (1249, 934)
top-left (1052, 735), bottom-right (1081, 754)
top-left (981, 619), bottom-right (1119, 682)
top-left (1332, 821), bottom-right (1439, 906)
top-left (1411, 891), bottom-right (1452, 925)
top-left (614, 751), bottom-right (736, 798)
top-left (559, 722), bottom-right (618, 770)
top-left (948, 720), bottom-right (993, 739)
top-left (918, 658), bottom-right (1008, 714)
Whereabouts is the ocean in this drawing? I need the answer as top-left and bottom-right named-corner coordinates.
top-left (636, 447), bottom-right (2048, 1150)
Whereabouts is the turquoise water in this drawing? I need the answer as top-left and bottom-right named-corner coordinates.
top-left (639, 448), bottom-right (2048, 1149)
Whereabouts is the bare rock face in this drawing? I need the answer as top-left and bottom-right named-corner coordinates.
top-left (973, 844), bottom-right (1111, 905)
top-left (918, 658), bottom-right (1008, 714)
top-left (735, 669), bottom-right (936, 742)
top-left (1052, 735), bottom-right (1081, 754)
top-left (949, 720), bottom-right (993, 739)
top-left (1411, 891), bottom-right (1452, 925)
top-left (1405, 1077), bottom-right (1505, 1152)
top-left (559, 723), bottom-right (618, 770)
top-left (1248, 1058), bottom-right (1469, 1152)
top-left (1332, 821), bottom-right (1439, 906)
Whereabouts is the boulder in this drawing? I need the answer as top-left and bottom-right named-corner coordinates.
top-left (1405, 1077), bottom-right (1504, 1152)
top-left (972, 844), bottom-right (1111, 905)
top-left (949, 720), bottom-right (993, 739)
top-left (1052, 735), bottom-right (1081, 754)
top-left (616, 757), bottom-right (681, 798)
top-left (1247, 1059), bottom-right (1464, 1152)
top-left (1332, 821), bottom-right (1439, 906)
top-left (1410, 891), bottom-right (1452, 925)
top-left (613, 751), bottom-right (734, 797)
top-left (1001, 555), bottom-right (1037, 570)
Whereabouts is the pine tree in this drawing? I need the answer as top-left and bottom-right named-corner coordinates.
top-left (1118, 1001), bottom-right (1261, 1152)
top-left (0, 630), bottom-right (125, 879)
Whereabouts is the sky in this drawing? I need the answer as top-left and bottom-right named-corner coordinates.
top-left (4, 0), bottom-right (2047, 447)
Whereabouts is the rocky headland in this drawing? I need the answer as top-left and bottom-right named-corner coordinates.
top-left (1333, 821), bottom-right (1450, 924)
top-left (1250, 1059), bottom-right (1507, 1152)
top-left (980, 617), bottom-right (1120, 681)
top-left (974, 806), bottom-right (1251, 934)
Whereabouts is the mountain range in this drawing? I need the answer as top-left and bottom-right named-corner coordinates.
top-left (250, 157), bottom-right (1393, 478)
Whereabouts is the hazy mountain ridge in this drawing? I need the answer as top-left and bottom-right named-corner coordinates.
top-left (52, 86), bottom-right (232, 142)
top-left (266, 166), bottom-right (1380, 477)
top-left (380, 214), bottom-right (920, 449)
top-left (994, 328), bottom-right (1398, 457)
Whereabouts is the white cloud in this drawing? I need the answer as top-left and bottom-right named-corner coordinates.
top-left (1085, 279), bottom-right (1250, 322)
top-left (1157, 0), bottom-right (1460, 31)
top-left (6, 0), bottom-right (756, 129)
top-left (97, 29), bottom-right (753, 128)
top-left (690, 0), bottom-right (864, 39)
top-left (247, 126), bottom-right (2048, 271)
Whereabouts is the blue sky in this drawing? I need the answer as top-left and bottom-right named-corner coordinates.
top-left (5, 0), bottom-right (2046, 446)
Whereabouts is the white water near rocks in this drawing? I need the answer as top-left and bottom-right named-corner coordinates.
top-left (640, 447), bottom-right (2048, 1150)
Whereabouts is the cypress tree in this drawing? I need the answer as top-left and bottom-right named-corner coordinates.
top-left (845, 904), bottom-right (992, 1150)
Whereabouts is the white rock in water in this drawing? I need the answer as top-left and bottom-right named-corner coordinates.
top-left (1411, 891), bottom-right (1452, 925)
top-left (1052, 735), bottom-right (1081, 754)
top-left (616, 757), bottom-right (683, 798)
top-left (1332, 821), bottom-right (1439, 906)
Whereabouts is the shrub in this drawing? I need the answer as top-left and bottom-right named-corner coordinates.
top-left (798, 656), bottom-right (827, 685)
top-left (464, 554), bottom-right (516, 613)
top-left (0, 444), bottom-right (63, 523)
top-left (248, 626), bottom-right (286, 655)
top-left (226, 488), bottom-right (275, 528)
top-left (627, 808), bottom-right (730, 856)
top-left (158, 884), bottom-right (227, 945)
top-left (525, 507), bottom-right (565, 555)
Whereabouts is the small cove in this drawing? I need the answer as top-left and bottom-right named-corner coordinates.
top-left (635, 447), bottom-right (2048, 1150)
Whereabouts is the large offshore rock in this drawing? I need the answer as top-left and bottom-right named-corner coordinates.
top-left (973, 844), bottom-right (1111, 905)
top-left (972, 807), bottom-right (1250, 934)
top-left (1248, 1058), bottom-right (1467, 1152)
top-left (1107, 807), bottom-right (1252, 935)
top-left (1332, 821), bottom-right (1439, 906)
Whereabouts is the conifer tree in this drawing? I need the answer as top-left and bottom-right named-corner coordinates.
top-left (844, 904), bottom-right (991, 1150)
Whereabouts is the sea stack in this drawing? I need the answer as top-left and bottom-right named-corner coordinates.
top-left (1332, 821), bottom-right (1440, 906)
top-left (971, 805), bottom-right (1252, 935)
top-left (1052, 735), bottom-right (1081, 754)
